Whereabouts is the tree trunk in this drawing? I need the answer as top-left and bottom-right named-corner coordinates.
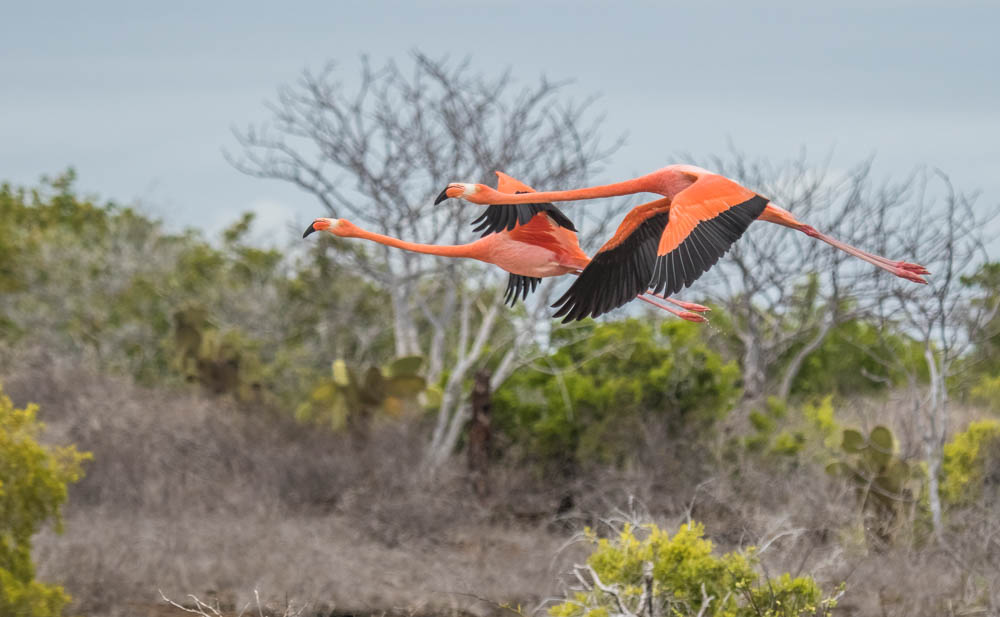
top-left (466, 369), bottom-right (492, 498)
top-left (741, 338), bottom-right (767, 405)
top-left (923, 346), bottom-right (947, 538)
top-left (776, 317), bottom-right (835, 401)
top-left (389, 285), bottom-right (419, 357)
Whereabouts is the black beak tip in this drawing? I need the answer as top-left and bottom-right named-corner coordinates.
top-left (302, 223), bottom-right (317, 239)
top-left (434, 188), bottom-right (449, 205)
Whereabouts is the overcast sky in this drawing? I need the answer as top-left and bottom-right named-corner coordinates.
top-left (2, 1), bottom-right (997, 245)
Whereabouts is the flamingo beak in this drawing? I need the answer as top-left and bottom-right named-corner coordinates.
top-left (303, 218), bottom-right (332, 238)
top-left (434, 184), bottom-right (467, 205)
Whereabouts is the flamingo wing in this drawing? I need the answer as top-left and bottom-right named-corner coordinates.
top-left (499, 198), bottom-right (589, 307)
top-left (470, 171), bottom-right (576, 236)
top-left (648, 174), bottom-right (767, 297)
top-left (551, 201), bottom-right (670, 322)
top-left (499, 212), bottom-right (583, 306)
top-left (471, 196), bottom-right (576, 236)
top-left (504, 274), bottom-right (541, 306)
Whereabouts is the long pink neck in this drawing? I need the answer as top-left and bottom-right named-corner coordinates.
top-left (345, 227), bottom-right (478, 259)
top-left (486, 175), bottom-right (654, 204)
top-left (482, 170), bottom-right (671, 204)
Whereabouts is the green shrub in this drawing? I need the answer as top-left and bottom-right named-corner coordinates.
top-left (0, 385), bottom-right (90, 616)
top-left (494, 319), bottom-right (740, 468)
top-left (962, 262), bottom-right (1000, 378)
top-left (743, 396), bottom-right (841, 464)
top-left (787, 320), bottom-right (925, 398)
top-left (548, 522), bottom-right (838, 617)
top-left (940, 419), bottom-right (1000, 507)
top-left (1, 173), bottom-right (395, 409)
top-left (969, 375), bottom-right (1000, 412)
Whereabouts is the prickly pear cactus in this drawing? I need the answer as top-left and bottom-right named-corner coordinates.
top-left (826, 425), bottom-right (914, 548)
top-left (170, 305), bottom-right (262, 398)
top-left (296, 355), bottom-right (431, 435)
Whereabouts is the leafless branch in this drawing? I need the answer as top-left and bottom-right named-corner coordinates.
top-left (232, 52), bottom-right (622, 467)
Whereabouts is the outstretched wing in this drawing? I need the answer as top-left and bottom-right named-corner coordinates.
top-left (471, 197), bottom-right (576, 237)
top-left (470, 171), bottom-right (576, 236)
top-left (504, 274), bottom-right (542, 306)
top-left (551, 201), bottom-right (670, 322)
top-left (550, 173), bottom-right (768, 322)
top-left (648, 174), bottom-right (767, 297)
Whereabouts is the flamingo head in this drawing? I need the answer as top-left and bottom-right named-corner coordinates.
top-left (302, 217), bottom-right (357, 238)
top-left (434, 182), bottom-right (492, 205)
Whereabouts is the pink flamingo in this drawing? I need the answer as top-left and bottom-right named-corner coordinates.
top-left (304, 172), bottom-right (710, 321)
top-left (436, 164), bottom-right (928, 321)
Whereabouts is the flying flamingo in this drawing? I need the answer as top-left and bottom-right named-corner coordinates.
top-left (435, 164), bottom-right (929, 321)
top-left (302, 172), bottom-right (710, 322)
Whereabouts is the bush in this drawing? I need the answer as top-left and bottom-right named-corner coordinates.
top-left (494, 319), bottom-right (740, 468)
top-left (743, 395), bottom-right (841, 463)
top-left (0, 385), bottom-right (89, 616)
top-left (548, 522), bottom-right (838, 617)
top-left (940, 419), bottom-right (1000, 507)
top-left (787, 320), bottom-right (925, 398)
top-left (0, 172), bottom-right (396, 413)
top-left (969, 375), bottom-right (1000, 412)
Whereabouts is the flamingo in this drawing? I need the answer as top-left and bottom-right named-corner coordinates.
top-left (435, 164), bottom-right (929, 321)
top-left (303, 172), bottom-right (710, 322)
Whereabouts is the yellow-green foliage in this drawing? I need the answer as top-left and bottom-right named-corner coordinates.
top-left (549, 523), bottom-right (836, 617)
top-left (969, 375), bottom-right (1000, 412)
top-left (788, 319), bottom-right (924, 398)
top-left (495, 319), bottom-right (741, 467)
top-left (0, 385), bottom-right (90, 616)
top-left (744, 396), bottom-right (841, 463)
top-left (1, 172), bottom-right (396, 408)
top-left (941, 420), bottom-right (1000, 507)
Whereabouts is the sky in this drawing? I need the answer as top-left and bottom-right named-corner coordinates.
top-left (2, 1), bottom-right (998, 246)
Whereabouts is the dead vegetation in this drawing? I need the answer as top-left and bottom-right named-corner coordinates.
top-left (3, 347), bottom-right (998, 617)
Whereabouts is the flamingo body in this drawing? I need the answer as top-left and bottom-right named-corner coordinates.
top-left (470, 171), bottom-right (588, 277)
top-left (468, 227), bottom-right (582, 278)
top-left (437, 164), bottom-right (929, 322)
top-left (303, 171), bottom-right (710, 321)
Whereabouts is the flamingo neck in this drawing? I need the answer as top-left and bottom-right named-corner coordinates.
top-left (482, 167), bottom-right (700, 204)
top-left (488, 172), bottom-right (664, 204)
top-left (344, 227), bottom-right (478, 259)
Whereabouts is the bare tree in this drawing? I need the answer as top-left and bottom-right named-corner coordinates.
top-left (862, 172), bottom-right (999, 536)
top-left (229, 52), bottom-right (621, 468)
top-left (694, 151), bottom-right (924, 405)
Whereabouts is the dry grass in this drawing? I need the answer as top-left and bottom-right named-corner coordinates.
top-left (2, 348), bottom-right (576, 617)
top-left (2, 347), bottom-right (998, 617)
top-left (34, 508), bottom-right (568, 617)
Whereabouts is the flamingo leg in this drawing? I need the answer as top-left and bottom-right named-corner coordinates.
top-left (759, 204), bottom-right (929, 284)
top-left (636, 294), bottom-right (708, 323)
top-left (566, 269), bottom-right (709, 322)
top-left (802, 227), bottom-right (928, 283)
top-left (806, 229), bottom-right (929, 275)
top-left (649, 294), bottom-right (711, 313)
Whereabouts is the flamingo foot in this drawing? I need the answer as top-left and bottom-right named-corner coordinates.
top-left (651, 293), bottom-right (711, 313)
top-left (895, 261), bottom-right (931, 275)
top-left (679, 311), bottom-right (709, 323)
top-left (636, 294), bottom-right (709, 323)
top-left (891, 267), bottom-right (928, 284)
top-left (668, 299), bottom-right (711, 313)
